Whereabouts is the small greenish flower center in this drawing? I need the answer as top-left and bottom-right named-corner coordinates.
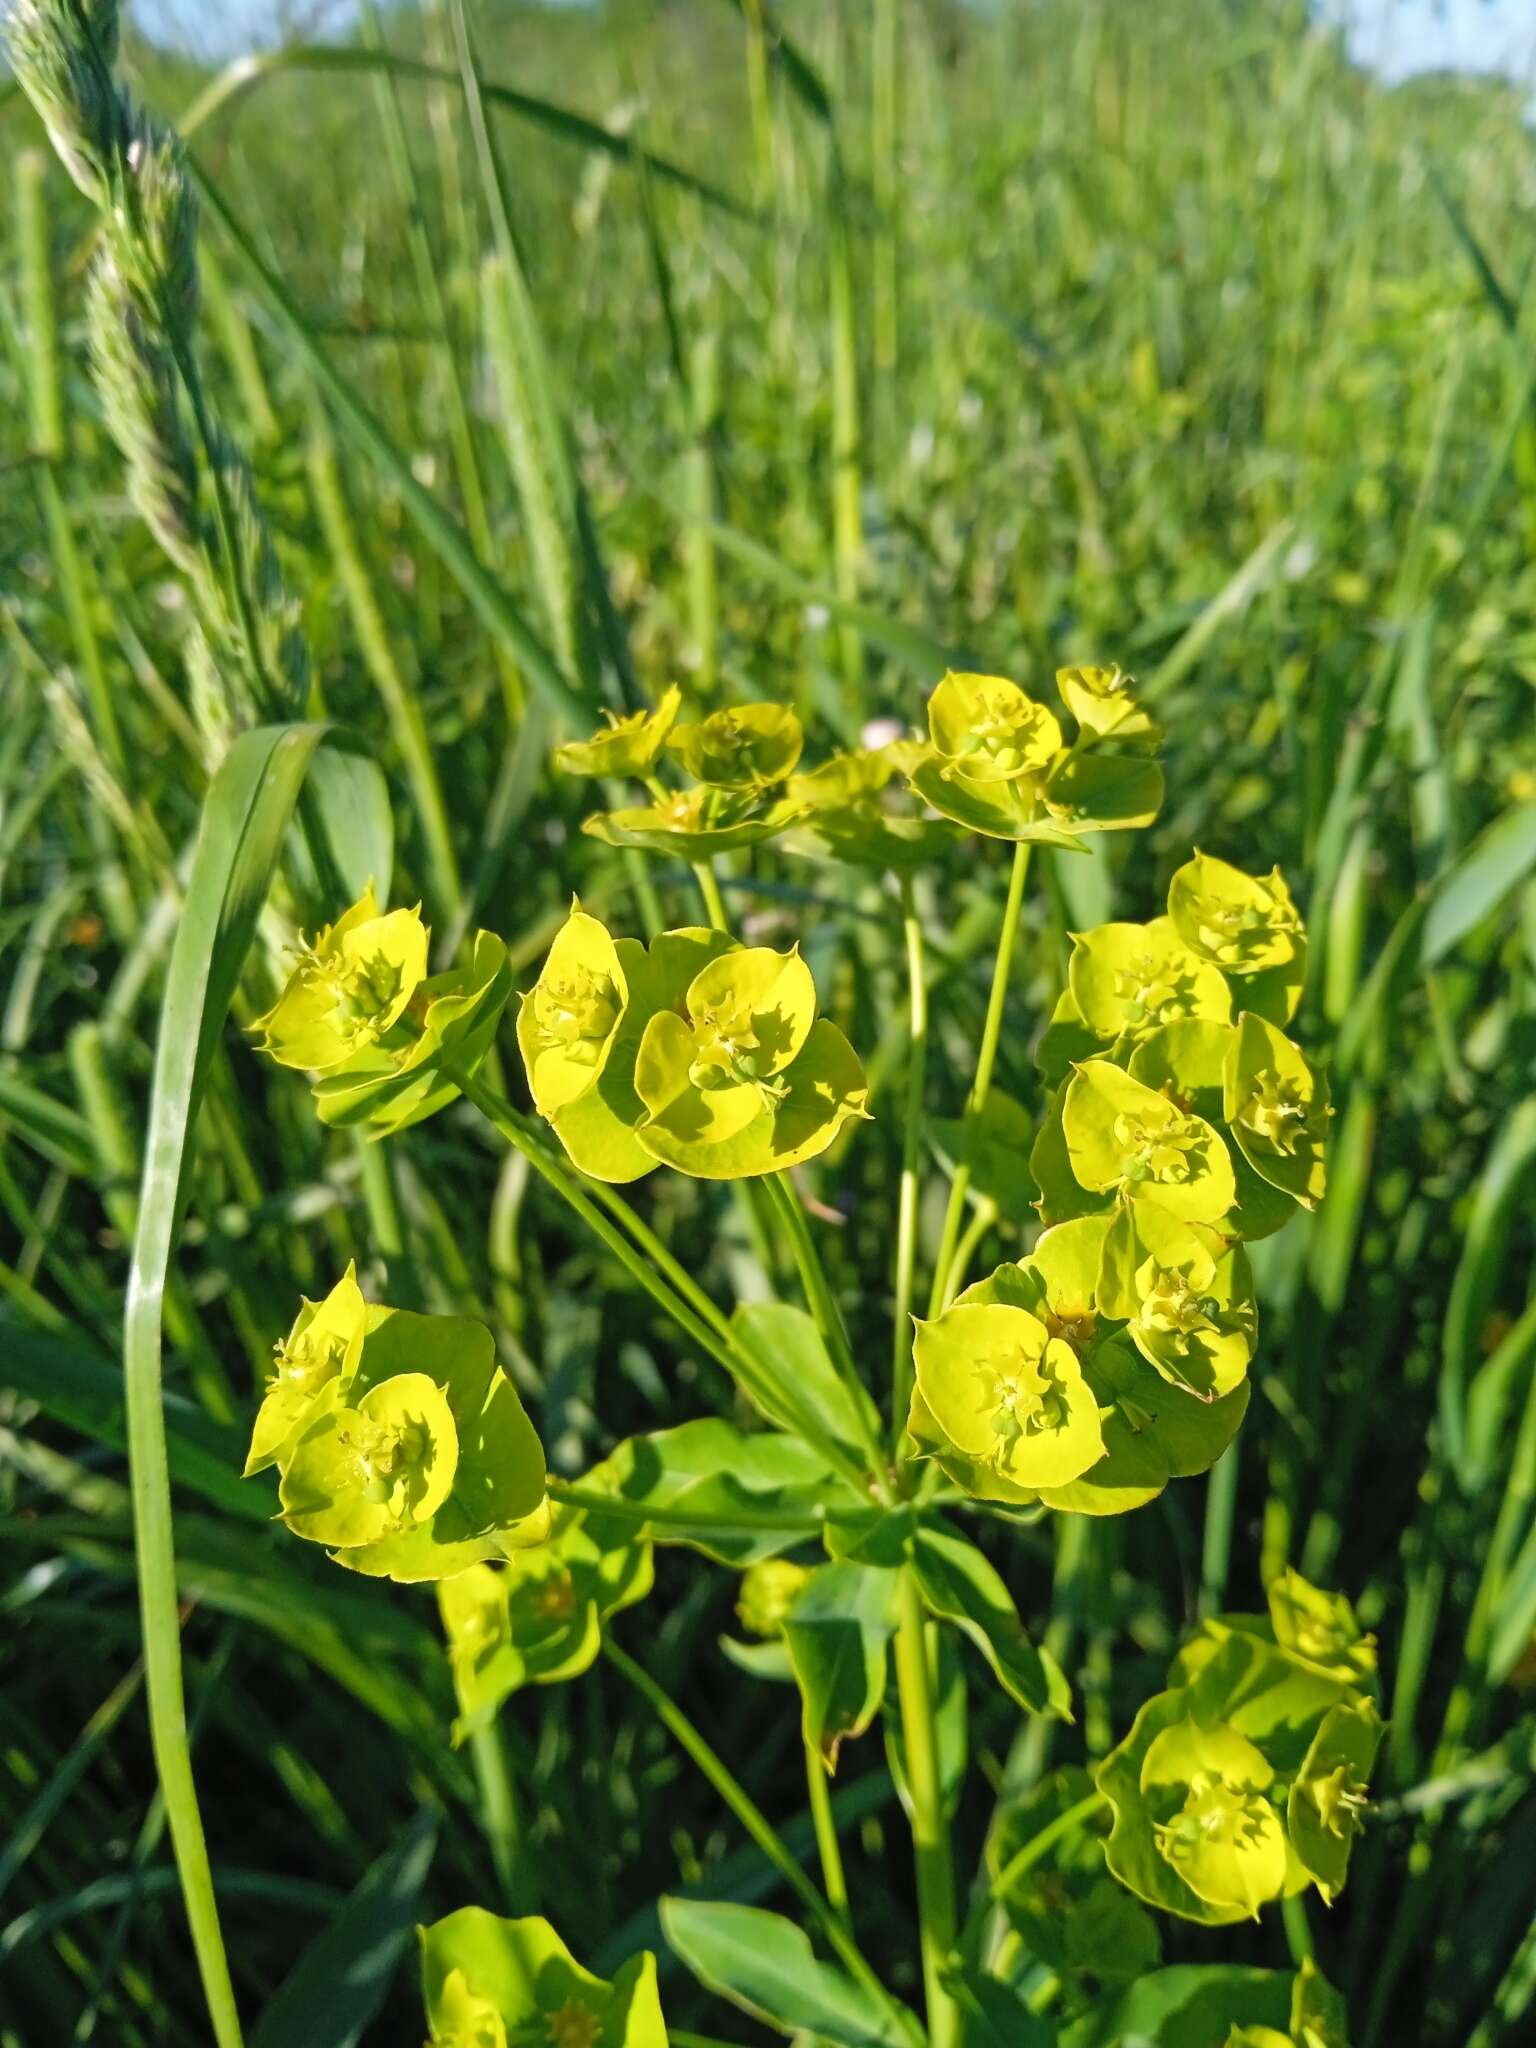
top-left (1111, 948), bottom-right (1203, 1030)
top-left (1244, 1070), bottom-right (1309, 1152)
top-left (297, 938), bottom-right (406, 1052)
top-left (338, 1413), bottom-right (431, 1516)
top-left (544, 1998), bottom-right (602, 2048)
top-left (1045, 1307), bottom-right (1098, 1353)
top-left (270, 1329), bottom-right (344, 1393)
top-left (980, 1348), bottom-right (1070, 1457)
top-left (534, 968), bottom-right (621, 1061)
top-left (516, 1568), bottom-right (578, 1625)
top-left (1137, 1268), bottom-right (1219, 1342)
top-left (1154, 1769), bottom-right (1274, 1867)
top-left (951, 687), bottom-right (1040, 776)
top-left (1114, 1109), bottom-right (1202, 1185)
top-left (1189, 888), bottom-right (1297, 967)
top-left (1304, 1763), bottom-right (1368, 1840)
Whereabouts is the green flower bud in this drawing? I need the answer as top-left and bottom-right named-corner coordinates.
top-left (1142, 1718), bottom-right (1288, 1920)
top-left (737, 1559), bottom-right (813, 1639)
top-left (245, 1263), bottom-right (367, 1476)
top-left (252, 884), bottom-right (428, 1074)
top-left (668, 702), bottom-right (804, 791)
top-left (1069, 918), bottom-right (1232, 1045)
top-left (517, 904), bottom-right (628, 1118)
top-left (1223, 1013), bottom-right (1330, 1209)
top-left (1064, 1059), bottom-right (1236, 1224)
top-left (1056, 662), bottom-right (1159, 743)
top-left (552, 685), bottom-right (681, 779)
top-left (912, 1300), bottom-right (1105, 1491)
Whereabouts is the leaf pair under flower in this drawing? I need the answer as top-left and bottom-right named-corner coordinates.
top-left (438, 1502), bottom-right (652, 1740)
top-left (905, 668), bottom-right (1164, 846)
top-left (245, 1271), bottom-right (549, 1582)
top-left (252, 886), bottom-right (511, 1135)
top-left (907, 1216), bottom-right (1250, 1517)
top-left (519, 906), bottom-right (870, 1181)
top-left (421, 1908), bottom-right (666, 2048)
top-left (1097, 1572), bottom-right (1382, 1924)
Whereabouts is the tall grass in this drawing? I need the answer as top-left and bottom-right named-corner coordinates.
top-left (2, 2), bottom-right (1536, 2044)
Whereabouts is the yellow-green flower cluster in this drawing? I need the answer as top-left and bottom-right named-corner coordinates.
top-left (565, 688), bottom-right (808, 855)
top-left (555, 662), bottom-right (1161, 871)
top-left (903, 666), bottom-right (1164, 846)
top-left (420, 1908), bottom-right (667, 2048)
top-left (1097, 1570), bottom-right (1381, 1924)
top-left (438, 1502), bottom-right (653, 1741)
top-left (252, 885), bottom-right (511, 1135)
top-left (245, 1270), bottom-right (549, 1582)
top-left (517, 904), bottom-right (869, 1181)
top-left (911, 854), bottom-right (1323, 1516)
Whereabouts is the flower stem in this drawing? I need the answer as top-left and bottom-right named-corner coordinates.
top-left (455, 1070), bottom-right (737, 1376)
top-left (926, 842), bottom-right (1031, 1319)
top-left (456, 1071), bottom-right (870, 1494)
top-left (804, 1735), bottom-right (852, 1930)
top-left (893, 1569), bottom-right (961, 2048)
top-left (767, 1171), bottom-right (891, 1499)
top-left (891, 874), bottom-right (928, 1443)
top-left (602, 1639), bottom-right (912, 2039)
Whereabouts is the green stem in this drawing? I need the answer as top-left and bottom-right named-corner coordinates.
top-left (940, 1203), bottom-right (995, 1320)
top-left (693, 858), bottom-right (731, 933)
top-left (469, 1718), bottom-right (523, 1909)
top-left (981, 1788), bottom-right (1107, 1919)
top-left (804, 1736), bottom-right (852, 1929)
top-left (891, 874), bottom-right (928, 1444)
top-left (927, 843), bottom-right (1031, 1318)
top-left (456, 1072), bottom-right (866, 1492)
top-left (547, 1478), bottom-right (823, 1536)
top-left (602, 1639), bottom-right (909, 2037)
top-left (893, 1570), bottom-right (961, 2048)
top-left (586, 1176), bottom-right (735, 1344)
top-left (455, 1071), bottom-right (737, 1376)
top-left (767, 1172), bottom-right (889, 1496)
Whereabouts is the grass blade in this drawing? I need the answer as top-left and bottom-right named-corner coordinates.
top-left (123, 720), bottom-right (333, 2048)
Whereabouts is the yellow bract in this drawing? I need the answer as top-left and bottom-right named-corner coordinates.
top-left (927, 670), bottom-right (1064, 784)
top-left (516, 903), bottom-right (628, 1117)
top-left (912, 1300), bottom-right (1105, 1490)
top-left (1056, 662), bottom-right (1158, 742)
top-left (253, 884), bottom-right (428, 1074)
top-left (552, 684), bottom-right (682, 779)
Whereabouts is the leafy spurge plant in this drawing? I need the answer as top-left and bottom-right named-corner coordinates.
top-left (245, 665), bottom-right (1373, 2048)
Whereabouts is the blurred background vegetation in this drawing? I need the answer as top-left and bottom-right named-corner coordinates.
top-left (3, 1), bottom-right (1536, 2043)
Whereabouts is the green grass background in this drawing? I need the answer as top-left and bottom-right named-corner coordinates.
top-left (2, 1), bottom-right (1535, 2042)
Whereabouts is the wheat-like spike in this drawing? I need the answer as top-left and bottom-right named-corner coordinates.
top-left (5, 0), bottom-right (303, 731)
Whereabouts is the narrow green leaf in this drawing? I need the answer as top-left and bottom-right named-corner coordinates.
top-left (660, 1900), bottom-right (917, 2048)
top-left (250, 1810), bottom-right (437, 2048)
top-left (909, 1522), bottom-right (1071, 1720)
top-left (124, 721), bottom-right (331, 2048)
top-left (782, 1562), bottom-right (899, 1769)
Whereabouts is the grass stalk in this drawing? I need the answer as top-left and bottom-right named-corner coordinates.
top-left (893, 1569), bottom-right (961, 2048)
